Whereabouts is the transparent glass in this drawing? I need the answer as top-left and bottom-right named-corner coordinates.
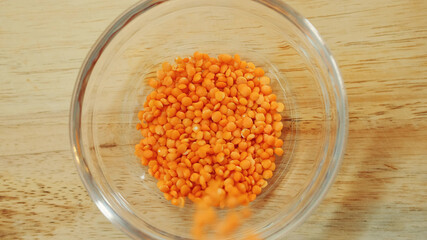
top-left (70, 0), bottom-right (348, 239)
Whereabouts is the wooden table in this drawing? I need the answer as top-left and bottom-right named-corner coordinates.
top-left (1, 0), bottom-right (426, 239)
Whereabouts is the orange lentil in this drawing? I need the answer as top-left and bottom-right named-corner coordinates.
top-left (238, 84), bottom-right (251, 97)
top-left (261, 85), bottom-right (272, 95)
top-left (249, 92), bottom-right (259, 101)
top-left (209, 64), bottom-right (220, 73)
top-left (254, 68), bottom-right (264, 77)
top-left (275, 139), bottom-right (284, 148)
top-left (226, 122), bottom-right (237, 132)
top-left (215, 91), bottom-right (226, 101)
top-left (211, 111), bottom-right (222, 123)
top-left (240, 159), bottom-right (251, 170)
top-left (148, 78), bottom-right (159, 88)
top-left (277, 102), bottom-right (285, 112)
top-left (242, 117), bottom-right (253, 128)
top-left (260, 76), bottom-right (270, 85)
top-left (182, 96), bottom-right (192, 106)
top-left (274, 148), bottom-right (284, 156)
top-left (239, 97), bottom-right (248, 105)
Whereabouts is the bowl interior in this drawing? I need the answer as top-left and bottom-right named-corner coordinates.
top-left (72, 0), bottom-right (346, 239)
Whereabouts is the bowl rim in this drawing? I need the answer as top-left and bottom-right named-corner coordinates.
top-left (69, 0), bottom-right (348, 239)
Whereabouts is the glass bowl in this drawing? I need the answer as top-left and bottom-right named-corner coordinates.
top-left (70, 0), bottom-right (348, 239)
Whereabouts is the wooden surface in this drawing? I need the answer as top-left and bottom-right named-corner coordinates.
top-left (1, 0), bottom-right (426, 239)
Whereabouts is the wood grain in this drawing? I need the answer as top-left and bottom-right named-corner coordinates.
top-left (1, 0), bottom-right (426, 239)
